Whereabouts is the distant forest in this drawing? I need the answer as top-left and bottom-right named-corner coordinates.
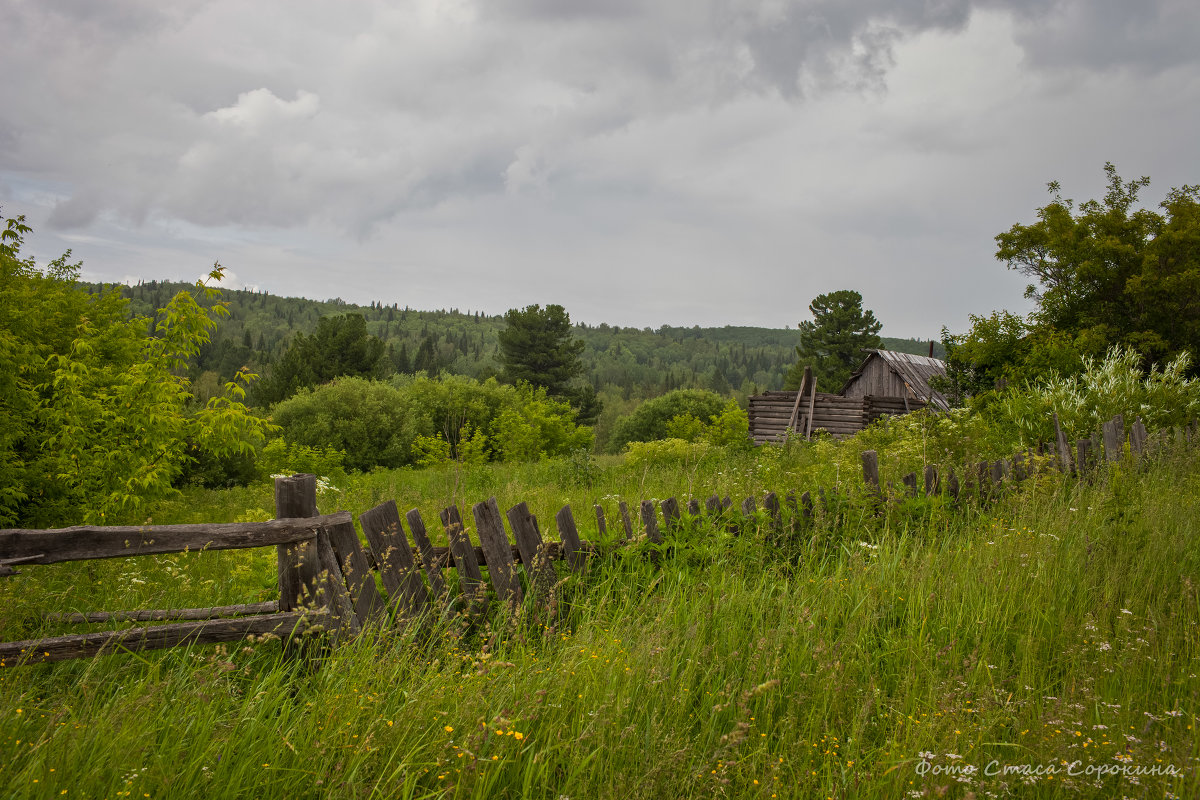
top-left (98, 280), bottom-right (943, 412)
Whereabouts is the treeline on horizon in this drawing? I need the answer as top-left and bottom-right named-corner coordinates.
top-left (99, 279), bottom-right (942, 408)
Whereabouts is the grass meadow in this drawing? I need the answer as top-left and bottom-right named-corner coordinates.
top-left (1, 433), bottom-right (1198, 798)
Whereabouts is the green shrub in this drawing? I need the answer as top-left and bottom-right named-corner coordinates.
top-left (607, 389), bottom-right (731, 452)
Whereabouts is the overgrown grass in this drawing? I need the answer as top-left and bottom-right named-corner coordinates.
top-left (1, 442), bottom-right (1197, 798)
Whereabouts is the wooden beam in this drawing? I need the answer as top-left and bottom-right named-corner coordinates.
top-left (0, 611), bottom-right (324, 666)
top-left (0, 513), bottom-right (344, 565)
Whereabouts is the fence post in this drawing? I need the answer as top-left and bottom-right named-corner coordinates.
top-left (275, 474), bottom-right (321, 614)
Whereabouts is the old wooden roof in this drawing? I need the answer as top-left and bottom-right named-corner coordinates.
top-left (844, 349), bottom-right (951, 412)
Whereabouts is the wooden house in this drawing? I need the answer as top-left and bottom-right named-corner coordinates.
top-left (747, 350), bottom-right (949, 444)
top-left (840, 349), bottom-right (950, 412)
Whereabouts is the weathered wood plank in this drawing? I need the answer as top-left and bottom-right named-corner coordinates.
top-left (948, 470), bottom-right (960, 502)
top-left (315, 528), bottom-right (360, 639)
top-left (405, 509), bottom-right (447, 598)
top-left (924, 465), bottom-right (939, 497)
top-left (0, 513), bottom-right (336, 566)
top-left (618, 501), bottom-right (633, 542)
top-left (507, 502), bottom-right (555, 600)
top-left (440, 505), bottom-right (484, 594)
top-left (861, 450), bottom-right (880, 495)
top-left (660, 497), bottom-right (681, 530)
top-left (1054, 413), bottom-right (1073, 474)
top-left (640, 500), bottom-right (663, 545)
top-left (473, 498), bottom-right (523, 605)
top-left (687, 498), bottom-right (701, 516)
top-left (1103, 414), bottom-right (1125, 462)
top-left (275, 475), bottom-right (323, 614)
top-left (0, 612), bottom-right (322, 666)
top-left (1130, 418), bottom-right (1148, 456)
top-left (360, 501), bottom-right (429, 616)
top-left (594, 505), bottom-right (607, 539)
top-left (556, 505), bottom-right (586, 572)
top-left (1076, 438), bottom-right (1093, 474)
top-left (47, 602), bottom-right (278, 624)
top-left (902, 473), bottom-right (918, 497)
top-left (763, 492), bottom-right (782, 539)
top-left (324, 517), bottom-right (387, 623)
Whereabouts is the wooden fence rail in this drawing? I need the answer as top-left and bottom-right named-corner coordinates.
top-left (0, 413), bottom-right (1190, 666)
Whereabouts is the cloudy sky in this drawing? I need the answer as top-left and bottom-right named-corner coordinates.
top-left (2, 1), bottom-right (1197, 337)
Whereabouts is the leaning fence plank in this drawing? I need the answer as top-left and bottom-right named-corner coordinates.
top-left (474, 498), bottom-right (523, 605)
top-left (360, 501), bottom-right (429, 616)
top-left (507, 502), bottom-right (555, 600)
top-left (661, 498), bottom-right (681, 531)
top-left (440, 505), bottom-right (485, 595)
top-left (924, 465), bottom-right (939, 497)
top-left (1054, 413), bottom-right (1073, 474)
top-left (1131, 418), bottom-right (1148, 456)
top-left (315, 528), bottom-right (360, 639)
top-left (763, 492), bottom-right (782, 539)
top-left (640, 501), bottom-right (663, 544)
top-left (405, 509), bottom-right (447, 598)
top-left (1103, 414), bottom-right (1125, 462)
top-left (800, 491), bottom-right (814, 521)
top-left (0, 612), bottom-right (320, 666)
top-left (687, 498), bottom-right (701, 516)
top-left (324, 517), bottom-right (387, 623)
top-left (902, 473), bottom-right (918, 498)
top-left (618, 502), bottom-right (633, 542)
top-left (556, 505), bottom-right (586, 572)
top-left (594, 505), bottom-right (607, 539)
top-left (275, 475), bottom-right (323, 614)
top-left (705, 495), bottom-right (721, 515)
top-left (948, 470), bottom-right (960, 502)
top-left (861, 451), bottom-right (880, 496)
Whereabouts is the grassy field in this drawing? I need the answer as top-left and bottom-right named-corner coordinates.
top-left (1, 434), bottom-right (1198, 798)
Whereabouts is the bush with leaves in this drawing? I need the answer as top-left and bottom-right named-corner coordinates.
top-left (990, 345), bottom-right (1200, 446)
top-left (0, 212), bottom-right (273, 526)
top-left (607, 389), bottom-right (732, 453)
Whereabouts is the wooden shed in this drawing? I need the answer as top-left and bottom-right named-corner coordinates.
top-left (840, 350), bottom-right (950, 412)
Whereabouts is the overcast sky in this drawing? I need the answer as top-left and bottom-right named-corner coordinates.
top-left (2, 1), bottom-right (1197, 337)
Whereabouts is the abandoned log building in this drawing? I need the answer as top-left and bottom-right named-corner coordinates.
top-left (749, 349), bottom-right (949, 444)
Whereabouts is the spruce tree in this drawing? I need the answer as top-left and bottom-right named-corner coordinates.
top-left (784, 290), bottom-right (883, 391)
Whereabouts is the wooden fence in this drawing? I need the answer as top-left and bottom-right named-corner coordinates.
top-left (0, 412), bottom-right (1185, 666)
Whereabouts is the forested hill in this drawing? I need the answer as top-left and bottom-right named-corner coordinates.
top-left (98, 280), bottom-right (943, 403)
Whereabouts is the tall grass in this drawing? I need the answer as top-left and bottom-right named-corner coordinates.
top-left (1, 442), bottom-right (1198, 797)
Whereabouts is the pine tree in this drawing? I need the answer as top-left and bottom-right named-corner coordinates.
top-left (784, 290), bottom-right (883, 391)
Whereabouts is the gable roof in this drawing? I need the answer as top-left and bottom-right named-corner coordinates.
top-left (844, 349), bottom-right (951, 412)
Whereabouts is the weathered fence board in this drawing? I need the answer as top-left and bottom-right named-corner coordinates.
top-left (324, 517), bottom-right (386, 623)
top-left (48, 602), bottom-right (279, 624)
top-left (473, 498), bottom-right (523, 605)
top-left (0, 612), bottom-right (321, 665)
top-left (276, 475), bottom-right (323, 613)
top-left (0, 515), bottom-right (335, 566)
top-left (405, 509), bottom-right (447, 598)
top-left (556, 505), bottom-right (585, 572)
top-left (360, 501), bottom-right (430, 616)
top-left (507, 502), bottom-right (555, 600)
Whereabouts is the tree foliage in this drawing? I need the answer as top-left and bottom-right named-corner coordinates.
top-left (0, 212), bottom-right (273, 526)
top-left (995, 163), bottom-right (1200, 369)
top-left (255, 313), bottom-right (388, 405)
top-left (498, 304), bottom-right (585, 394)
top-left (270, 375), bottom-right (592, 471)
top-left (784, 290), bottom-right (883, 391)
top-left (606, 389), bottom-right (731, 453)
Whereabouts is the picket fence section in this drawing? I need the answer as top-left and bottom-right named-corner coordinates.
top-left (0, 412), bottom-right (1187, 666)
